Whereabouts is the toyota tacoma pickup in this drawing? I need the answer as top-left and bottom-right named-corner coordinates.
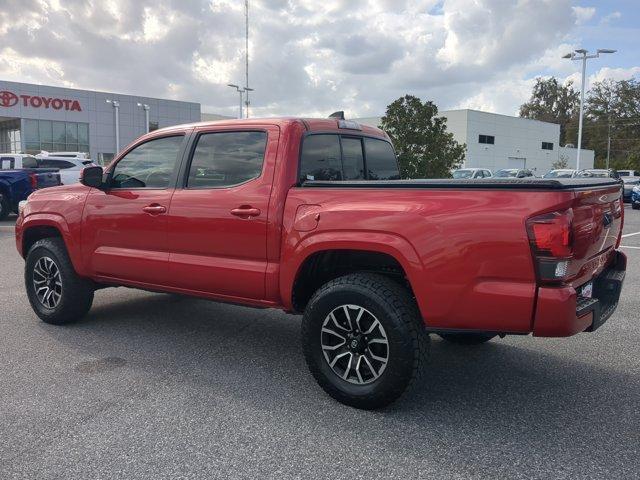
top-left (15, 117), bottom-right (626, 409)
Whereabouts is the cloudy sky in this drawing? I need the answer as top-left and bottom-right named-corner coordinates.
top-left (0, 0), bottom-right (638, 118)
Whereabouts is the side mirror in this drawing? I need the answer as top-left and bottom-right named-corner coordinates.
top-left (81, 166), bottom-right (104, 188)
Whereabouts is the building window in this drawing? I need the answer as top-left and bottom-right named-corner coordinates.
top-left (23, 119), bottom-right (90, 154)
top-left (0, 119), bottom-right (21, 153)
top-left (479, 134), bottom-right (495, 144)
top-left (542, 142), bottom-right (554, 150)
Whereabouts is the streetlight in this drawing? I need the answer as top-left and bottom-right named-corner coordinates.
top-left (244, 87), bottom-right (254, 119)
top-left (227, 84), bottom-right (244, 119)
top-left (137, 103), bottom-right (150, 134)
top-left (562, 48), bottom-right (616, 170)
top-left (105, 99), bottom-right (120, 153)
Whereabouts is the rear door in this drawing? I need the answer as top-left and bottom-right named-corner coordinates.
top-left (166, 125), bottom-right (279, 300)
top-left (82, 133), bottom-right (188, 285)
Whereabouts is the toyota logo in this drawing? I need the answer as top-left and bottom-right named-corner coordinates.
top-left (0, 91), bottom-right (19, 108)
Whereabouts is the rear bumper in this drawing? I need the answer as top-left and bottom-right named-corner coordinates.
top-left (533, 251), bottom-right (626, 337)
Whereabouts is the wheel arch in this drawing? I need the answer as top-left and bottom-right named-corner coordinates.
top-left (282, 231), bottom-right (424, 315)
top-left (20, 214), bottom-right (85, 275)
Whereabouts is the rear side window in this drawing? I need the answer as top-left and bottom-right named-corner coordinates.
top-left (364, 138), bottom-right (400, 180)
top-left (39, 159), bottom-right (75, 169)
top-left (341, 137), bottom-right (365, 180)
top-left (300, 135), bottom-right (342, 182)
top-left (22, 156), bottom-right (38, 169)
top-left (187, 131), bottom-right (267, 188)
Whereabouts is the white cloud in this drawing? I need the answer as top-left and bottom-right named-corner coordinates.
top-left (600, 11), bottom-right (621, 25)
top-left (0, 0), bottom-right (635, 119)
top-left (572, 6), bottom-right (596, 25)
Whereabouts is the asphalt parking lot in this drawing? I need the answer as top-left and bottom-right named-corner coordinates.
top-left (0, 208), bottom-right (638, 480)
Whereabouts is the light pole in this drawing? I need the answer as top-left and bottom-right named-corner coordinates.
top-left (562, 48), bottom-right (616, 170)
top-left (105, 99), bottom-right (120, 153)
top-left (227, 84), bottom-right (254, 119)
top-left (137, 103), bottom-right (150, 134)
top-left (227, 84), bottom-right (244, 119)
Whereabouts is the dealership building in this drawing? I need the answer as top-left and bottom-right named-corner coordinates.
top-left (357, 109), bottom-right (594, 174)
top-left (0, 80), bottom-right (201, 165)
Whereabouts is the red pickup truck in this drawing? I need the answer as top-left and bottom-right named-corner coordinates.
top-left (15, 117), bottom-right (626, 409)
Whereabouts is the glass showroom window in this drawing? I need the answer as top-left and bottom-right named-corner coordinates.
top-left (23, 119), bottom-right (90, 154)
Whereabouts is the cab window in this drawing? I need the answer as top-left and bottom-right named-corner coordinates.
top-left (110, 135), bottom-right (183, 189)
top-left (300, 135), bottom-right (342, 182)
top-left (364, 138), bottom-right (400, 180)
top-left (187, 131), bottom-right (267, 188)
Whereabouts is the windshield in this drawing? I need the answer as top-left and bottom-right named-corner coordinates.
top-left (494, 169), bottom-right (518, 178)
top-left (452, 169), bottom-right (474, 179)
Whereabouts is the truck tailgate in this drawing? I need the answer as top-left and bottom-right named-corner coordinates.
top-left (569, 184), bottom-right (623, 287)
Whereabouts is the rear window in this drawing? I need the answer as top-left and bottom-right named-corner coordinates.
top-left (300, 135), bottom-right (343, 182)
top-left (364, 138), bottom-right (400, 180)
top-left (299, 134), bottom-right (399, 183)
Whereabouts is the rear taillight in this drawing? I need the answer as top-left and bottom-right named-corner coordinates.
top-left (526, 209), bottom-right (574, 283)
top-left (29, 173), bottom-right (38, 189)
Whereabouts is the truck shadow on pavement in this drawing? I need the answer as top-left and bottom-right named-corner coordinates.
top-left (42, 290), bottom-right (638, 477)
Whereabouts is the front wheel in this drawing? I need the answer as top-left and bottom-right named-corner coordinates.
top-left (25, 238), bottom-right (94, 325)
top-left (301, 273), bottom-right (429, 410)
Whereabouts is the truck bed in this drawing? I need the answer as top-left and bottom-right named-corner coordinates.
top-left (302, 178), bottom-right (622, 190)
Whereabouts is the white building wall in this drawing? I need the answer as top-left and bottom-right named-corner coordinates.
top-left (355, 109), bottom-right (595, 174)
top-left (0, 80), bottom-right (201, 163)
top-left (557, 146), bottom-right (595, 170)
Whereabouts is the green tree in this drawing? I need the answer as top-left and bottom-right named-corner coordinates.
top-left (583, 78), bottom-right (640, 170)
top-left (519, 77), bottom-right (579, 145)
top-left (379, 95), bottom-right (465, 179)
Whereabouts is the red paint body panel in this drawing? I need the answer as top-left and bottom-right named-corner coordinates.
top-left (14, 117), bottom-right (625, 337)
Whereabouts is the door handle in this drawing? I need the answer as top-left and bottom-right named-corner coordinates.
top-left (230, 206), bottom-right (261, 218)
top-left (142, 204), bottom-right (167, 215)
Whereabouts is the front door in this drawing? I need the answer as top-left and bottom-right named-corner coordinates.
top-left (82, 134), bottom-right (187, 286)
top-left (166, 126), bottom-right (279, 300)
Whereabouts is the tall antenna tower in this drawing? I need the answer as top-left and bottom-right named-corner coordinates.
top-left (244, 0), bottom-right (250, 118)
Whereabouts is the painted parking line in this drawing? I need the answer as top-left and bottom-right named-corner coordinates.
top-left (620, 245), bottom-right (640, 250)
top-left (621, 231), bottom-right (640, 238)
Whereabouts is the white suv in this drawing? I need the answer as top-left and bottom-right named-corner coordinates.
top-left (36, 157), bottom-right (95, 184)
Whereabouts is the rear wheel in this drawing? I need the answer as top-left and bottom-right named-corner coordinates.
top-left (25, 238), bottom-right (94, 325)
top-left (439, 333), bottom-right (496, 345)
top-left (301, 273), bottom-right (428, 409)
top-left (633, 203), bottom-right (640, 210)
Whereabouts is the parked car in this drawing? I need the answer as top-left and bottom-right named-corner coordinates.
top-left (494, 168), bottom-right (535, 178)
top-left (0, 168), bottom-right (61, 220)
top-left (632, 185), bottom-right (640, 209)
top-left (543, 169), bottom-right (578, 178)
top-left (617, 169), bottom-right (640, 177)
top-left (45, 151), bottom-right (91, 160)
top-left (578, 169), bottom-right (620, 179)
top-left (15, 117), bottom-right (626, 409)
top-left (37, 156), bottom-right (95, 184)
top-left (452, 168), bottom-right (493, 179)
top-left (622, 177), bottom-right (640, 203)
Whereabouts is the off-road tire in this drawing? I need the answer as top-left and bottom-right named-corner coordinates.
top-left (633, 203), bottom-right (640, 210)
top-left (25, 237), bottom-right (94, 325)
top-left (301, 273), bottom-right (429, 410)
top-left (439, 333), bottom-right (496, 345)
